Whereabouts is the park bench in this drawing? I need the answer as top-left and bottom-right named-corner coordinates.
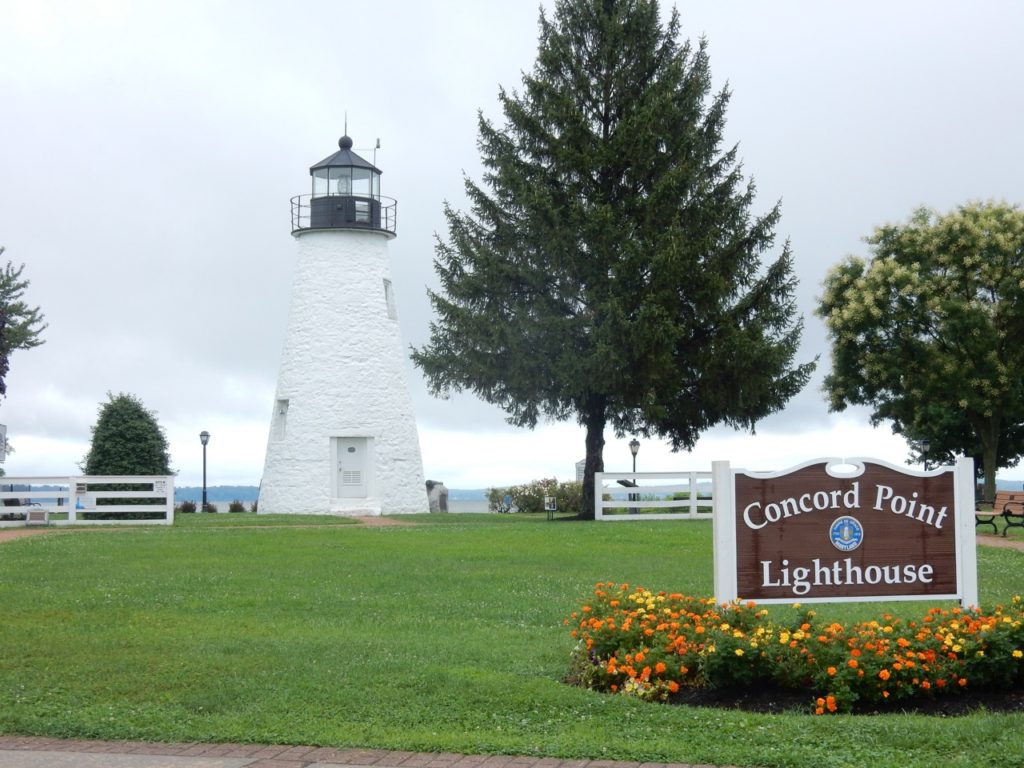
top-left (995, 490), bottom-right (1024, 537)
top-left (976, 491), bottom-right (1024, 536)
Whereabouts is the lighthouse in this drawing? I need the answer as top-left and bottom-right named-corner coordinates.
top-left (258, 134), bottom-right (427, 516)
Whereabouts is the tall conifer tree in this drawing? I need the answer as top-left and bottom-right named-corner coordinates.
top-left (413, 0), bottom-right (813, 516)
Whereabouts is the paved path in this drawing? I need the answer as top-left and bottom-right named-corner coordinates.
top-left (0, 737), bottom-right (723, 768)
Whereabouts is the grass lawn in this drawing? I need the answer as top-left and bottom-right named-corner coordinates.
top-left (0, 514), bottom-right (1022, 768)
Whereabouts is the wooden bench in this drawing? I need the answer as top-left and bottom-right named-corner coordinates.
top-left (977, 491), bottom-right (1024, 536)
top-left (996, 490), bottom-right (1024, 537)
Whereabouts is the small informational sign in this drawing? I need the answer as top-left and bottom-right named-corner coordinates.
top-left (153, 479), bottom-right (167, 494)
top-left (713, 457), bottom-right (976, 606)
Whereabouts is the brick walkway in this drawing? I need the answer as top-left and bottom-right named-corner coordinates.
top-left (0, 737), bottom-right (725, 768)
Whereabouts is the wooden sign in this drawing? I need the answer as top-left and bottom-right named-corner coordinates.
top-left (712, 458), bottom-right (978, 606)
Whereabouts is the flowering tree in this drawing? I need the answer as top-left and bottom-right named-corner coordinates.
top-left (817, 201), bottom-right (1024, 501)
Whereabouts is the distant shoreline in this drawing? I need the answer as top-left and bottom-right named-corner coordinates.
top-left (172, 486), bottom-right (490, 504)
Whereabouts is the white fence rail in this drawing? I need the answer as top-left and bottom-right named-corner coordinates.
top-left (595, 471), bottom-right (712, 521)
top-left (0, 476), bottom-right (175, 527)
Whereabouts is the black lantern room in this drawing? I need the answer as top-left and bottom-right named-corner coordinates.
top-left (295, 135), bottom-right (396, 234)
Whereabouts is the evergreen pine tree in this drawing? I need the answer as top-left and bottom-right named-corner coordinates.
top-left (413, 0), bottom-right (813, 517)
top-left (83, 392), bottom-right (173, 475)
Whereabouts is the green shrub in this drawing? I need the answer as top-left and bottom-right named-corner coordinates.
top-left (486, 488), bottom-right (513, 513)
top-left (249, 500), bottom-right (258, 513)
top-left (177, 500), bottom-right (197, 514)
top-left (203, 501), bottom-right (219, 513)
top-left (228, 499), bottom-right (246, 513)
top-left (488, 478), bottom-right (582, 515)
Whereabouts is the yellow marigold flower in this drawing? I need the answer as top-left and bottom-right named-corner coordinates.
top-left (734, 648), bottom-right (744, 657)
top-left (1013, 649), bottom-right (1023, 659)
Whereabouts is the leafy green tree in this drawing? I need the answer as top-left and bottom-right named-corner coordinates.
top-left (818, 201), bottom-right (1024, 502)
top-left (412, 0), bottom-right (813, 517)
top-left (82, 392), bottom-right (173, 475)
top-left (0, 247), bottom-right (48, 397)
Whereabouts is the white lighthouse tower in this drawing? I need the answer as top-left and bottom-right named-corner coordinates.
top-left (258, 134), bottom-right (427, 516)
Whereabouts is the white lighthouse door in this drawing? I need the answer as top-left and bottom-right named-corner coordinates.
top-left (336, 438), bottom-right (368, 498)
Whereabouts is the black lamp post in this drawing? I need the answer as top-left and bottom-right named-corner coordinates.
top-left (199, 431), bottom-right (210, 512)
top-left (922, 438), bottom-right (931, 472)
top-left (629, 438), bottom-right (640, 513)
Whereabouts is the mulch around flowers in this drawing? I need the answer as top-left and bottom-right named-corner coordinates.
top-left (668, 684), bottom-right (1024, 716)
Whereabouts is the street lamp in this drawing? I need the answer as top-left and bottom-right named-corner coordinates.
top-left (922, 438), bottom-right (931, 472)
top-left (199, 431), bottom-right (210, 512)
top-left (629, 438), bottom-right (640, 514)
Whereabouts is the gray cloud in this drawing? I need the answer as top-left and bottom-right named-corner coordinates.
top-left (2, 0), bottom-right (1021, 486)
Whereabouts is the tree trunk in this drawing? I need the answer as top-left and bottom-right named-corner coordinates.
top-left (578, 397), bottom-right (607, 520)
top-left (978, 418), bottom-right (1000, 503)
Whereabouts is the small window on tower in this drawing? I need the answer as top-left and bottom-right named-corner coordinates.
top-left (383, 279), bottom-right (398, 320)
top-left (274, 399), bottom-right (289, 439)
top-left (355, 200), bottom-right (370, 223)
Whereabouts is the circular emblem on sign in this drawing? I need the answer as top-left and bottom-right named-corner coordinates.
top-left (830, 516), bottom-right (863, 552)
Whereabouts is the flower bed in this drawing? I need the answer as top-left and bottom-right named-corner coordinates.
top-left (566, 583), bottom-right (1024, 714)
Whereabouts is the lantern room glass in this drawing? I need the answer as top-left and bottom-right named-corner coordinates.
top-left (311, 166), bottom-right (380, 199)
top-left (312, 168), bottom-right (329, 197)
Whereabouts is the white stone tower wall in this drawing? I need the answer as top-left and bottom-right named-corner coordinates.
top-left (259, 229), bottom-right (427, 515)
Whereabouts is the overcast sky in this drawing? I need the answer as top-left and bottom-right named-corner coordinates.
top-left (2, 0), bottom-right (1023, 489)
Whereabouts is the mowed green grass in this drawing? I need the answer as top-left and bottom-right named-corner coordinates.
top-left (1, 514), bottom-right (1022, 768)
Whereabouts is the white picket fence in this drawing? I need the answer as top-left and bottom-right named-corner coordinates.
top-left (0, 476), bottom-right (175, 526)
top-left (595, 471), bottom-right (712, 520)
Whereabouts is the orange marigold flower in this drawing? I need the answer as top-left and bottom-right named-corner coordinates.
top-left (826, 695), bottom-right (837, 712)
top-left (667, 680), bottom-right (680, 693)
top-left (816, 697), bottom-right (826, 707)
top-left (655, 662), bottom-right (667, 674)
top-left (582, 606), bottom-right (592, 613)
top-left (847, 659), bottom-right (859, 669)
top-left (879, 669), bottom-right (891, 681)
top-left (921, 680), bottom-right (931, 689)
top-left (827, 666), bottom-right (837, 676)
top-left (814, 706), bottom-right (824, 716)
